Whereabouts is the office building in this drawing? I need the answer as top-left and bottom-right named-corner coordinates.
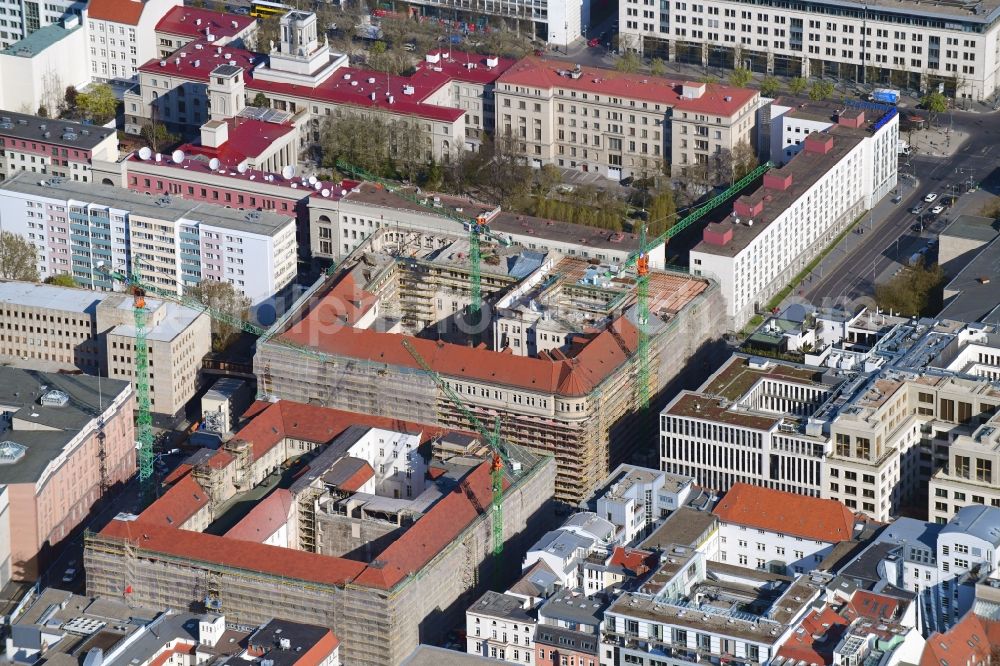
top-left (154, 5), bottom-right (257, 59)
top-left (690, 104), bottom-right (898, 330)
top-left (125, 11), bottom-right (514, 160)
top-left (617, 0), bottom-right (1000, 100)
top-left (86, 0), bottom-right (181, 83)
top-left (255, 227), bottom-right (725, 503)
top-left (0, 16), bottom-right (90, 114)
top-left (0, 281), bottom-right (211, 417)
top-left (0, 110), bottom-right (119, 182)
top-left (0, 367), bottom-right (133, 580)
top-left (494, 58), bottom-right (759, 180)
top-left (0, 172), bottom-right (297, 305)
top-left (587, 464), bottom-right (695, 545)
top-left (84, 399), bottom-right (556, 666)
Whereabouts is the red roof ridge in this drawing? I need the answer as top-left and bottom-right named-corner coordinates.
top-left (713, 483), bottom-right (856, 543)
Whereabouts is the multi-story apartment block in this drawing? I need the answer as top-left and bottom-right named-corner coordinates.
top-left (0, 16), bottom-right (90, 114)
top-left (126, 11), bottom-right (513, 160)
top-left (465, 591), bottom-right (536, 663)
top-left (153, 6), bottom-right (257, 59)
top-left (0, 172), bottom-right (297, 304)
top-left (664, 310), bottom-right (1000, 522)
top-left (0, 367), bottom-right (133, 580)
top-left (0, 110), bottom-right (119, 182)
top-left (0, 0), bottom-right (84, 49)
top-left (713, 483), bottom-right (856, 575)
top-left (86, 0), bottom-right (181, 82)
top-left (588, 463), bottom-right (695, 545)
top-left (618, 0), bottom-right (1000, 100)
top-left (494, 58), bottom-right (759, 180)
top-left (691, 106), bottom-right (898, 330)
top-left (0, 281), bottom-right (211, 416)
top-left (535, 589), bottom-right (605, 666)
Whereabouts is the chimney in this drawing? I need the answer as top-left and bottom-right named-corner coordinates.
top-left (763, 171), bottom-right (793, 191)
top-left (681, 82), bottom-right (706, 99)
top-left (837, 109), bottom-right (865, 128)
top-left (804, 133), bottom-right (834, 155)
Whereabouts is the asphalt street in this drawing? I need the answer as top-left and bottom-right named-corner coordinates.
top-left (794, 110), bottom-right (1000, 312)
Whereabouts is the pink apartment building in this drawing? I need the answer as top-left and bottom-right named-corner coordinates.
top-left (0, 367), bottom-right (134, 581)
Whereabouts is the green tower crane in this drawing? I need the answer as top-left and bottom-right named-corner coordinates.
top-left (401, 338), bottom-right (518, 582)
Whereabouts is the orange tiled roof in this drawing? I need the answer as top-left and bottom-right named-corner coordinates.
top-left (294, 629), bottom-right (340, 666)
top-left (919, 613), bottom-right (995, 666)
top-left (225, 489), bottom-right (293, 543)
top-left (713, 483), bottom-right (855, 543)
top-left (141, 474), bottom-right (209, 528)
top-left (609, 547), bottom-right (656, 576)
top-left (87, 0), bottom-right (146, 24)
top-left (776, 607), bottom-right (849, 666)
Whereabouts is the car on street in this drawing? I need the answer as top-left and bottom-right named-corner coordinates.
top-left (923, 192), bottom-right (938, 203)
top-left (930, 204), bottom-right (945, 215)
top-left (911, 223), bottom-right (923, 232)
top-left (892, 193), bottom-right (903, 203)
top-left (910, 205), bottom-right (924, 215)
top-left (233, 6), bottom-right (249, 13)
top-left (62, 567), bottom-right (77, 583)
top-left (588, 38), bottom-right (600, 47)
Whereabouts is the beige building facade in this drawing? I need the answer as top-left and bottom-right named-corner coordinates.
top-left (494, 58), bottom-right (759, 180)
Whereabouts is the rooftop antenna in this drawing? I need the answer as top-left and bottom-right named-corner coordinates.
top-left (209, 157), bottom-right (221, 171)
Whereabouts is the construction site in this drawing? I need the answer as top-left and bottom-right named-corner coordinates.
top-left (255, 226), bottom-right (727, 503)
top-left (83, 399), bottom-right (556, 666)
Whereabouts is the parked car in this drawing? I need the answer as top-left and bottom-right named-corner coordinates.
top-left (930, 204), bottom-right (945, 215)
top-left (62, 568), bottom-right (77, 583)
top-left (892, 193), bottom-right (903, 203)
top-left (923, 192), bottom-right (938, 203)
top-left (588, 37), bottom-right (600, 47)
top-left (910, 205), bottom-right (924, 215)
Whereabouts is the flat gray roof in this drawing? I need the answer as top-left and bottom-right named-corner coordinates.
top-left (942, 215), bottom-right (999, 243)
top-left (0, 172), bottom-right (293, 236)
top-left (0, 110), bottom-right (114, 150)
top-left (109, 301), bottom-right (204, 343)
top-left (467, 591), bottom-right (534, 623)
top-left (0, 368), bottom-right (130, 485)
top-left (0, 280), bottom-right (105, 313)
top-left (641, 506), bottom-right (717, 550)
top-left (401, 645), bottom-right (505, 665)
top-left (940, 236), bottom-right (1000, 323)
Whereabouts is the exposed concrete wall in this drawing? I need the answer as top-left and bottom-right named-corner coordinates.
top-left (317, 513), bottom-right (404, 560)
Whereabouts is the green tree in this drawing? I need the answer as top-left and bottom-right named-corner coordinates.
top-left (650, 58), bottom-right (667, 77)
top-left (760, 76), bottom-right (782, 97)
top-left (809, 80), bottom-right (835, 101)
top-left (535, 163), bottom-right (562, 194)
top-left (0, 232), bottom-right (39, 281)
top-left (37, 105), bottom-right (48, 118)
top-left (76, 83), bottom-right (118, 125)
top-left (789, 77), bottom-right (808, 96)
top-left (616, 51), bottom-right (641, 73)
top-left (250, 92), bottom-right (269, 108)
top-left (139, 123), bottom-right (178, 152)
top-left (647, 190), bottom-right (677, 237)
top-left (44, 273), bottom-right (77, 287)
top-left (921, 91), bottom-right (948, 125)
top-left (64, 86), bottom-right (78, 113)
top-left (186, 279), bottom-right (251, 352)
top-left (875, 259), bottom-right (946, 317)
top-left (729, 67), bottom-right (753, 88)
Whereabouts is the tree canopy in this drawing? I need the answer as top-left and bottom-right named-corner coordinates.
top-left (44, 273), bottom-right (77, 287)
top-left (185, 279), bottom-right (251, 352)
top-left (875, 259), bottom-right (946, 317)
top-left (0, 232), bottom-right (39, 281)
top-left (77, 84), bottom-right (118, 125)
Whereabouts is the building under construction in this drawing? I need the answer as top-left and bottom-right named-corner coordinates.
top-left (84, 399), bottom-right (555, 666)
top-left (255, 228), bottom-right (726, 503)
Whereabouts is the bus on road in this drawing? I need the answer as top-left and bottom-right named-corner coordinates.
top-left (250, 0), bottom-right (290, 18)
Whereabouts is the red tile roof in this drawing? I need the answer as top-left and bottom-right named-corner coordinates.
top-left (225, 489), bottom-right (293, 543)
top-left (294, 629), bottom-right (340, 666)
top-left (354, 460), bottom-right (503, 589)
top-left (87, 0), bottom-right (147, 24)
top-left (141, 473), bottom-right (209, 528)
top-left (920, 613), bottom-right (995, 666)
top-left (609, 547), bottom-right (656, 576)
top-left (101, 518), bottom-right (367, 586)
top-left (776, 606), bottom-right (849, 666)
top-left (148, 644), bottom-right (197, 666)
top-left (180, 117), bottom-right (294, 165)
top-left (713, 483), bottom-right (855, 543)
top-left (138, 44), bottom-right (513, 123)
top-left (279, 272), bottom-right (643, 396)
top-left (842, 590), bottom-right (902, 623)
top-left (155, 6), bottom-right (255, 39)
top-left (497, 58), bottom-right (759, 117)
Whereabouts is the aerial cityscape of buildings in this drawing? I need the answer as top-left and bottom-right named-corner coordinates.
top-left (2, 0), bottom-right (1000, 664)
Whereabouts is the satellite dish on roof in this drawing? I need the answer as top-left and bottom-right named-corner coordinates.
top-left (314, 182), bottom-right (322, 191)
top-left (171, 149), bottom-right (185, 164)
top-left (291, 183), bottom-right (298, 189)
top-left (308, 175), bottom-right (318, 185)
top-left (237, 162), bottom-right (248, 174)
top-left (321, 188), bottom-right (330, 197)
top-left (281, 165), bottom-right (296, 180)
top-left (209, 157), bottom-right (221, 171)
top-left (138, 146), bottom-right (152, 160)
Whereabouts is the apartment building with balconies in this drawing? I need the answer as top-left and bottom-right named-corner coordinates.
top-left (493, 58), bottom-right (758, 181)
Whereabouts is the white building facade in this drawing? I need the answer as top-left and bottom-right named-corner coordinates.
top-left (86, 0), bottom-right (181, 82)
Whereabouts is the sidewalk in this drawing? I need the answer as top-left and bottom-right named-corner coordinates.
top-left (905, 125), bottom-right (970, 158)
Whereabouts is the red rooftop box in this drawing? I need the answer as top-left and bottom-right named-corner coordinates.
top-left (837, 109), bottom-right (865, 128)
top-left (804, 133), bottom-right (834, 155)
top-left (703, 223), bottom-right (733, 246)
top-left (733, 196), bottom-right (764, 219)
top-left (763, 171), bottom-right (793, 191)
